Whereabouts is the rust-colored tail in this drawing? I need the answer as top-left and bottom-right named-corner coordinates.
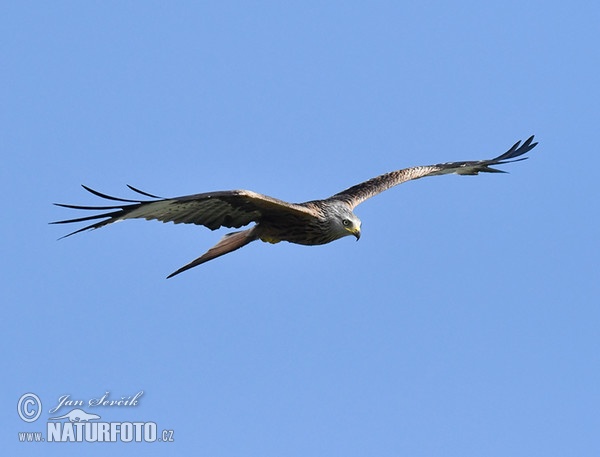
top-left (167, 228), bottom-right (257, 278)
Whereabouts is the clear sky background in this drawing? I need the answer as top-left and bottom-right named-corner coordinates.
top-left (3, 1), bottom-right (599, 456)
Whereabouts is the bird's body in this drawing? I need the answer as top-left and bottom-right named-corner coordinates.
top-left (257, 200), bottom-right (360, 245)
top-left (53, 136), bottom-right (538, 277)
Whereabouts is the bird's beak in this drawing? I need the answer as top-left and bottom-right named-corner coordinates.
top-left (352, 228), bottom-right (361, 241)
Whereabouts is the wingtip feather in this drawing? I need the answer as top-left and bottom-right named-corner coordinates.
top-left (126, 185), bottom-right (163, 199)
top-left (81, 185), bottom-right (141, 203)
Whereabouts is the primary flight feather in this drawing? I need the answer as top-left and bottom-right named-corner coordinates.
top-left (52, 135), bottom-right (538, 277)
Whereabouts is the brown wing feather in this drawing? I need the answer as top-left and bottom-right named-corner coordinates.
top-left (331, 136), bottom-right (537, 209)
top-left (51, 185), bottom-right (317, 238)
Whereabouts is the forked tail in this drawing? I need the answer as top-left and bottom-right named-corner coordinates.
top-left (167, 228), bottom-right (257, 278)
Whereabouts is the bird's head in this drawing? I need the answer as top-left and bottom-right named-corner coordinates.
top-left (343, 216), bottom-right (361, 241)
top-left (329, 205), bottom-right (361, 241)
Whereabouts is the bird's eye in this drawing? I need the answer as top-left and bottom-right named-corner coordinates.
top-left (342, 219), bottom-right (351, 227)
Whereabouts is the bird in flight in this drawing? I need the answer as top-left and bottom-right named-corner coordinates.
top-left (53, 136), bottom-right (537, 278)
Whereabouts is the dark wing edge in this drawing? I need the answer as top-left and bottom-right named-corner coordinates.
top-left (439, 134), bottom-right (538, 175)
top-left (331, 135), bottom-right (538, 208)
top-left (50, 185), bottom-right (168, 239)
top-left (51, 185), bottom-right (319, 239)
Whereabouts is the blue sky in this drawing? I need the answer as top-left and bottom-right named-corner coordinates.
top-left (3, 1), bottom-right (599, 455)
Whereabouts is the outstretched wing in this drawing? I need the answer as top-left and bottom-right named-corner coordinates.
top-left (331, 136), bottom-right (538, 209)
top-left (51, 185), bottom-right (317, 238)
